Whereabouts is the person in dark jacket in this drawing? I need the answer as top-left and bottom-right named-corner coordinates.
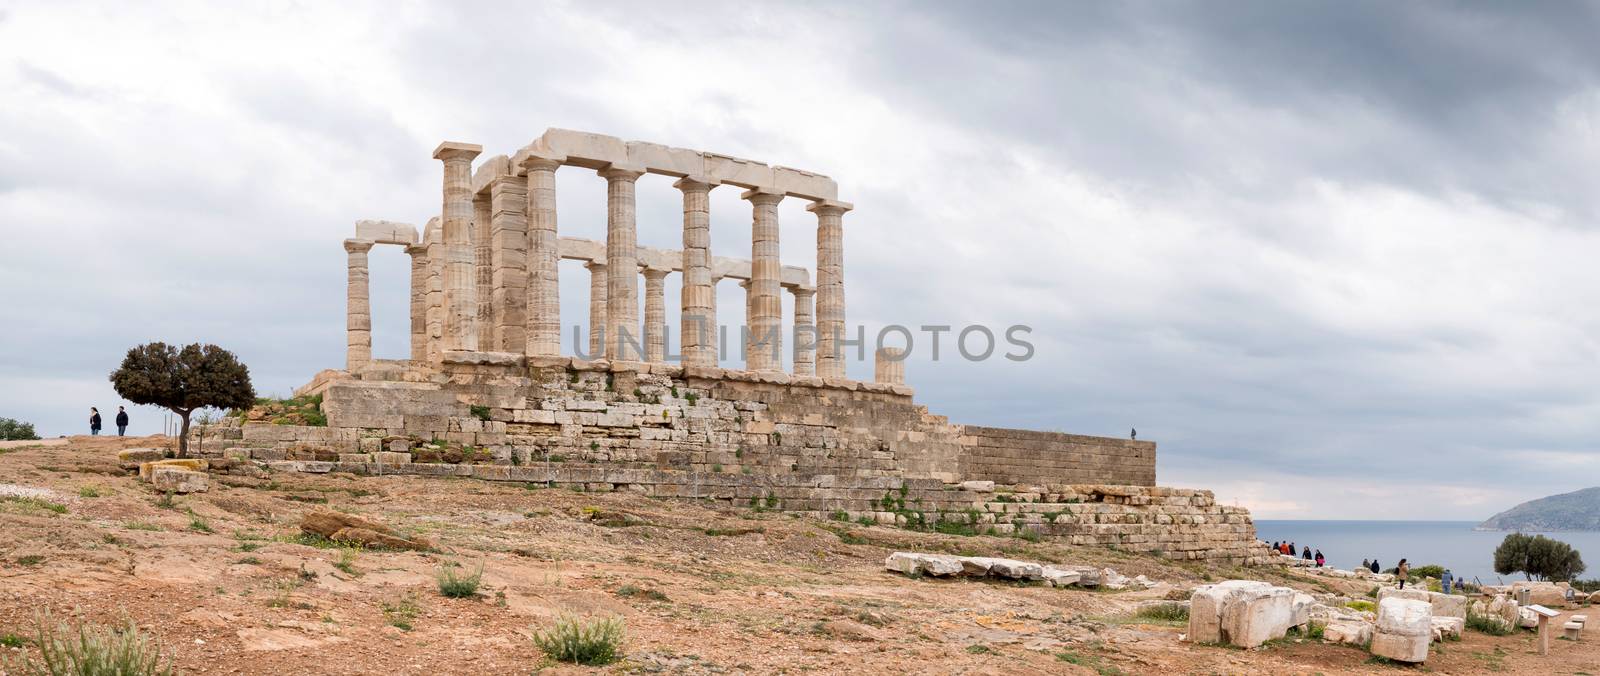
top-left (115, 406), bottom-right (129, 436)
top-left (1370, 559), bottom-right (1380, 574)
top-left (1314, 550), bottom-right (1325, 567)
top-left (89, 407), bottom-right (102, 435)
top-left (1302, 548), bottom-right (1313, 561)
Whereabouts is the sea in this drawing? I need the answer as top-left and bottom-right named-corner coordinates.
top-left (1253, 520), bottom-right (1600, 585)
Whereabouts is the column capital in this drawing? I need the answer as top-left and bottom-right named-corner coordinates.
top-left (404, 243), bottom-right (427, 256)
top-left (517, 149), bottom-right (566, 173)
top-left (643, 267), bottom-right (670, 282)
top-left (432, 141), bottom-right (483, 162)
top-left (806, 199), bottom-right (854, 216)
top-left (584, 259), bottom-right (608, 271)
top-left (741, 188), bottom-right (784, 206)
top-left (598, 163), bottom-right (646, 182)
top-left (343, 238), bottom-right (376, 254)
top-left (672, 175), bottom-right (720, 192)
top-left (788, 286), bottom-right (815, 299)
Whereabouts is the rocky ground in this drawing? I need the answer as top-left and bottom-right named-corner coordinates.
top-left (0, 436), bottom-right (1595, 675)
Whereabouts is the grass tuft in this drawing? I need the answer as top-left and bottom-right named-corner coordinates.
top-left (436, 561), bottom-right (484, 599)
top-left (2, 613), bottom-right (174, 675)
top-left (531, 615), bottom-right (625, 666)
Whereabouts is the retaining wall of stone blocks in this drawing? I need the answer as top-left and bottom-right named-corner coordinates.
top-left (957, 426), bottom-right (1156, 487)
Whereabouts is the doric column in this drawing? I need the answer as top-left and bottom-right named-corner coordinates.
top-left (600, 165), bottom-right (645, 361)
top-left (739, 279), bottom-right (753, 366)
top-left (433, 142), bottom-right (483, 352)
top-left (406, 243), bottom-right (427, 362)
top-left (708, 275), bottom-right (722, 363)
top-left (487, 174), bottom-right (529, 352)
top-left (643, 268), bottom-right (668, 363)
top-left (675, 177), bottom-right (717, 367)
top-left (743, 190), bottom-right (784, 372)
top-left (874, 347), bottom-right (905, 385)
top-left (423, 217), bottom-right (444, 361)
top-left (344, 239), bottom-right (375, 370)
top-left (808, 200), bottom-right (853, 378)
top-left (472, 192), bottom-right (493, 350)
top-left (585, 261), bottom-right (608, 358)
top-left (791, 287), bottom-right (816, 376)
top-left (522, 154), bottom-right (563, 356)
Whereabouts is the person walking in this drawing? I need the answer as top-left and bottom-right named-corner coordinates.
top-left (115, 406), bottom-right (129, 437)
top-left (1315, 550), bottom-right (1325, 567)
top-left (89, 407), bottom-right (102, 435)
top-left (1370, 559), bottom-right (1380, 574)
top-left (1130, 428), bottom-right (1137, 440)
top-left (1396, 559), bottom-right (1410, 589)
top-left (1440, 568), bottom-right (1454, 595)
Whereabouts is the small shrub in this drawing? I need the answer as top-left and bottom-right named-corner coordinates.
top-left (1465, 610), bottom-right (1514, 636)
top-left (187, 512), bottom-right (214, 534)
top-left (2, 495), bottom-right (68, 515)
top-left (0, 633), bottom-right (23, 648)
top-left (237, 557), bottom-right (261, 565)
top-left (123, 521), bottom-right (162, 532)
top-left (382, 594), bottom-right (420, 631)
top-left (1305, 622), bottom-right (1326, 640)
top-left (1345, 600), bottom-right (1375, 613)
top-left (830, 510), bottom-right (850, 522)
top-left (436, 561), bottom-right (484, 598)
top-left (614, 585), bottom-right (669, 602)
top-left (469, 405), bottom-right (491, 421)
top-left (965, 644), bottom-right (992, 654)
top-left (531, 615), bottom-right (625, 666)
top-left (334, 547), bottom-right (360, 576)
top-left (1134, 603), bottom-right (1189, 622)
top-left (684, 393), bottom-right (698, 405)
top-left (16, 554), bottom-right (45, 566)
top-left (155, 492), bottom-right (176, 510)
top-left (712, 464), bottom-right (723, 473)
top-left (78, 486), bottom-right (102, 498)
top-left (2, 614), bottom-right (173, 676)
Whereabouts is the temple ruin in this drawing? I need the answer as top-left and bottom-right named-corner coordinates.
top-left (196, 129), bottom-right (1274, 565)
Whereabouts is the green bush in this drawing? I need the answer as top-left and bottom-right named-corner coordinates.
top-left (1465, 609), bottom-right (1515, 636)
top-left (1345, 600), bottom-right (1375, 613)
top-left (0, 417), bottom-right (40, 441)
top-left (436, 562), bottom-right (484, 598)
top-left (1134, 603), bottom-right (1189, 622)
top-left (2, 614), bottom-right (174, 675)
top-left (532, 615), bottom-right (625, 666)
top-left (469, 405), bottom-right (491, 422)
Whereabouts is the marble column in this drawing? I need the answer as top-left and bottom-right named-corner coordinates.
top-left (585, 261), bottom-right (607, 358)
top-left (472, 193), bottom-right (493, 350)
top-left (522, 155), bottom-right (563, 356)
top-left (344, 239), bottom-right (375, 370)
top-left (488, 174), bottom-right (529, 353)
top-left (808, 200), bottom-right (852, 378)
top-left (738, 279), bottom-right (753, 365)
top-left (708, 275), bottom-right (722, 363)
top-left (874, 347), bottom-right (905, 385)
top-left (600, 165), bottom-right (645, 361)
top-left (675, 177), bottom-right (717, 367)
top-left (406, 243), bottom-right (427, 362)
top-left (743, 190), bottom-right (784, 372)
top-left (643, 268), bottom-right (668, 363)
top-left (790, 287), bottom-right (816, 376)
top-left (433, 142), bottom-right (483, 352)
top-left (423, 217), bottom-right (444, 361)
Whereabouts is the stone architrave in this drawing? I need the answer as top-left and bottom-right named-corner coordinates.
top-left (405, 243), bottom-right (427, 362)
top-left (675, 177), bottom-right (717, 367)
top-left (743, 190), bottom-right (783, 372)
top-left (522, 153), bottom-right (563, 356)
top-left (343, 239), bottom-right (375, 369)
top-left (643, 268), bottom-right (669, 363)
top-left (791, 287), bottom-right (816, 376)
top-left (433, 142), bottom-right (483, 352)
top-left (585, 261), bottom-right (607, 357)
top-left (599, 165), bottom-right (645, 360)
top-left (808, 200), bottom-right (852, 378)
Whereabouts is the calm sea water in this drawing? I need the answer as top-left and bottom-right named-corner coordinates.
top-left (1253, 520), bottom-right (1600, 585)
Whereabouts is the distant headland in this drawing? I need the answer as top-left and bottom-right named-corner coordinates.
top-left (1478, 487), bottom-right (1600, 532)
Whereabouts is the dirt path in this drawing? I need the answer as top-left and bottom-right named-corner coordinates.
top-left (0, 436), bottom-right (1594, 674)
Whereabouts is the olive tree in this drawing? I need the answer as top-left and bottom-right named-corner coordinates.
top-left (0, 418), bottom-right (40, 441)
top-left (1494, 532), bottom-right (1586, 582)
top-left (109, 342), bottom-right (254, 457)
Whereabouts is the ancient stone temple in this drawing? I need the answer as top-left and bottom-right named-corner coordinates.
top-left (200, 129), bottom-right (1274, 565)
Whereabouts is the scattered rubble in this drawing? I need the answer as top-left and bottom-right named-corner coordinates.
top-left (882, 552), bottom-right (1157, 590)
top-left (299, 511), bottom-right (433, 551)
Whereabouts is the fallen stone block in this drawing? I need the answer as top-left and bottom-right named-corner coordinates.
top-left (268, 460), bottom-right (335, 474)
top-left (1518, 607), bottom-right (1539, 628)
top-left (1324, 618), bottom-right (1373, 646)
top-left (1041, 566), bottom-right (1082, 587)
top-left (1189, 581), bottom-right (1296, 648)
top-left (968, 557), bottom-right (1043, 580)
top-left (299, 511), bottom-right (431, 551)
top-left (1371, 597), bottom-right (1432, 663)
top-left (373, 451), bottom-right (412, 465)
top-left (1430, 616), bottom-right (1464, 642)
top-left (139, 458), bottom-right (207, 481)
top-left (117, 448), bottom-right (167, 469)
top-left (958, 480), bottom-right (995, 492)
top-left (884, 552), bottom-right (963, 577)
top-left (150, 468), bottom-right (208, 494)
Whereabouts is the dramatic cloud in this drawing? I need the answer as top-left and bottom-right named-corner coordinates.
top-left (3, 1), bottom-right (1598, 518)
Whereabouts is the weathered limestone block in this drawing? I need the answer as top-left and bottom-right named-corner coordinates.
top-left (884, 552), bottom-right (963, 577)
top-left (117, 448), bottom-right (167, 469)
top-left (139, 458), bottom-right (207, 481)
top-left (1324, 618), bottom-right (1373, 646)
top-left (151, 468), bottom-right (208, 494)
top-left (1371, 598), bottom-right (1432, 664)
top-left (1510, 581), bottom-right (1568, 607)
top-left (300, 511), bottom-right (432, 551)
top-left (1041, 566), bottom-right (1083, 587)
top-left (1430, 616), bottom-right (1464, 642)
top-left (1188, 581), bottom-right (1295, 648)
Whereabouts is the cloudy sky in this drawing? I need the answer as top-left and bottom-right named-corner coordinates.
top-left (5, 1), bottom-right (1600, 519)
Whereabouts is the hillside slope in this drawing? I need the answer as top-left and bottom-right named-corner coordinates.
top-left (1479, 486), bottom-right (1600, 531)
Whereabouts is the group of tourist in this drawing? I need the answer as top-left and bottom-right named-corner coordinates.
top-left (1271, 541), bottom-right (1326, 567)
top-left (1356, 557), bottom-right (1469, 594)
top-left (88, 406), bottom-right (129, 436)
